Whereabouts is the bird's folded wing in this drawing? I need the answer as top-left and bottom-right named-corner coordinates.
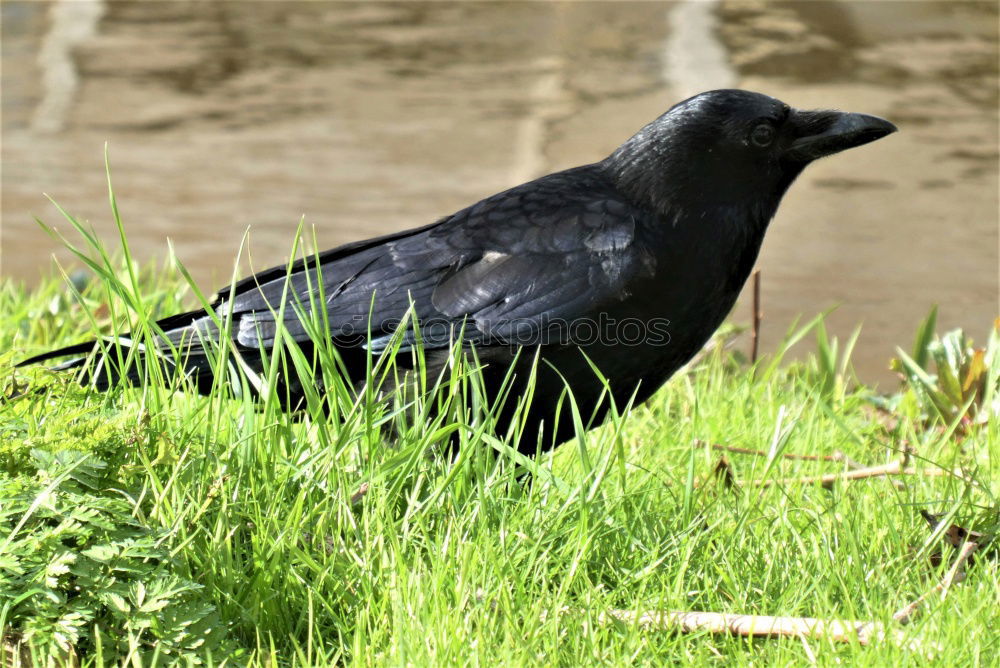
top-left (221, 168), bottom-right (655, 351)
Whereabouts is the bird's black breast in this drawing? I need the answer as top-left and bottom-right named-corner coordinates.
top-left (568, 200), bottom-right (772, 403)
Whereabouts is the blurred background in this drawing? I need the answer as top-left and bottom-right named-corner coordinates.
top-left (2, 0), bottom-right (997, 386)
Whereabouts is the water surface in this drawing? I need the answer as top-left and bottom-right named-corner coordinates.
top-left (2, 0), bottom-right (997, 384)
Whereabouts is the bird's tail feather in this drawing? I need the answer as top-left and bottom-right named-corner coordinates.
top-left (16, 309), bottom-right (237, 393)
top-left (16, 341), bottom-right (106, 368)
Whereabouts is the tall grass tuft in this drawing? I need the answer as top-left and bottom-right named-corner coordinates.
top-left (1, 168), bottom-right (997, 665)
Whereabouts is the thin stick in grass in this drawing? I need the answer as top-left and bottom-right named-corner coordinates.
top-left (893, 540), bottom-right (980, 624)
top-left (696, 440), bottom-right (863, 467)
top-left (750, 461), bottom-right (963, 488)
top-left (750, 269), bottom-right (762, 364)
top-left (691, 441), bottom-right (964, 488)
top-left (605, 609), bottom-right (883, 645)
top-left (548, 608), bottom-right (936, 653)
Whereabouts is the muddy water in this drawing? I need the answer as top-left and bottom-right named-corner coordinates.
top-left (2, 1), bottom-right (997, 385)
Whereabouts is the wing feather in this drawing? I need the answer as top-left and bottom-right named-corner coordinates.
top-left (222, 166), bottom-right (655, 352)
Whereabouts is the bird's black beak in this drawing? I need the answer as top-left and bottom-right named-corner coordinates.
top-left (784, 110), bottom-right (897, 163)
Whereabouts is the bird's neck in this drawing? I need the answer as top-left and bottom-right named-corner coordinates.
top-left (635, 196), bottom-right (778, 303)
top-left (601, 141), bottom-right (677, 215)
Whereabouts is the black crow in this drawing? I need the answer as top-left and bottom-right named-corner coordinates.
top-left (20, 90), bottom-right (896, 453)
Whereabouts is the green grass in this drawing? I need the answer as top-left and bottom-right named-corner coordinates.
top-left (1, 182), bottom-right (997, 665)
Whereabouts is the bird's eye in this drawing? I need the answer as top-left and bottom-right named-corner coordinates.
top-left (750, 123), bottom-right (775, 147)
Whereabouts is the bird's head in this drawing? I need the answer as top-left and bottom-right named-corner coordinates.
top-left (604, 89), bottom-right (897, 218)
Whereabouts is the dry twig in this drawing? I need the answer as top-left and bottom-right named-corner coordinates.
top-left (749, 461), bottom-right (963, 488)
top-left (750, 269), bottom-right (762, 364)
top-left (547, 608), bottom-right (936, 653)
top-left (688, 444), bottom-right (962, 489)
top-left (605, 609), bottom-right (882, 644)
top-left (696, 440), bottom-right (862, 467)
top-left (893, 540), bottom-right (980, 624)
